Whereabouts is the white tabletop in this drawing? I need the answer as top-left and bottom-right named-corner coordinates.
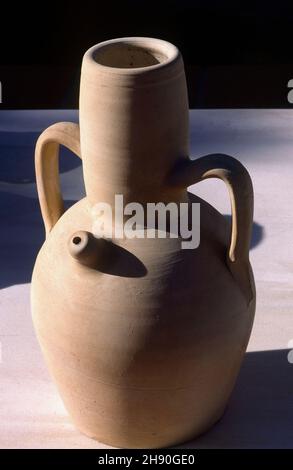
top-left (1, 109), bottom-right (293, 448)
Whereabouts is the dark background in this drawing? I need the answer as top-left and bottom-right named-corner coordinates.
top-left (1, 0), bottom-right (293, 108)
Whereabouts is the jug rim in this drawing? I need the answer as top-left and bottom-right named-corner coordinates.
top-left (83, 37), bottom-right (181, 76)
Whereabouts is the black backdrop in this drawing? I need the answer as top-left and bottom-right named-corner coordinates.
top-left (1, 0), bottom-right (293, 108)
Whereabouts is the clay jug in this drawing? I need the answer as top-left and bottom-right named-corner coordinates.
top-left (31, 37), bottom-right (255, 448)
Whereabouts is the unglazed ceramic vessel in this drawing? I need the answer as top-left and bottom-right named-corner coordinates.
top-left (31, 37), bottom-right (256, 448)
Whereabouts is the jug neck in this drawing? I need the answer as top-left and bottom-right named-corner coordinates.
top-left (79, 37), bottom-right (190, 209)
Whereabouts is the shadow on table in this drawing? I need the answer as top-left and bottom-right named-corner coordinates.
top-left (0, 192), bottom-right (77, 289)
top-left (179, 349), bottom-right (293, 449)
top-left (0, 133), bottom-right (81, 184)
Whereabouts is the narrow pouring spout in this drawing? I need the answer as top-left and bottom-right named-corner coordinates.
top-left (68, 231), bottom-right (107, 268)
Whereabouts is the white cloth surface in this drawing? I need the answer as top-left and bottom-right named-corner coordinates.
top-left (0, 109), bottom-right (293, 448)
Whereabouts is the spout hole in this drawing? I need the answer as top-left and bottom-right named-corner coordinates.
top-left (72, 236), bottom-right (82, 245)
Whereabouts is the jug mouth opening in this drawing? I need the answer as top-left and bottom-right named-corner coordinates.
top-left (86, 37), bottom-right (180, 74)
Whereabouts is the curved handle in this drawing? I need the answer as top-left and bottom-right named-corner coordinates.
top-left (169, 153), bottom-right (254, 302)
top-left (35, 122), bottom-right (81, 236)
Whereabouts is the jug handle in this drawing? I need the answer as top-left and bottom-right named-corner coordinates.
top-left (35, 122), bottom-right (81, 236)
top-left (169, 153), bottom-right (254, 302)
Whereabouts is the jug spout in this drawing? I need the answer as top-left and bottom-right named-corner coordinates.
top-left (68, 231), bottom-right (106, 268)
